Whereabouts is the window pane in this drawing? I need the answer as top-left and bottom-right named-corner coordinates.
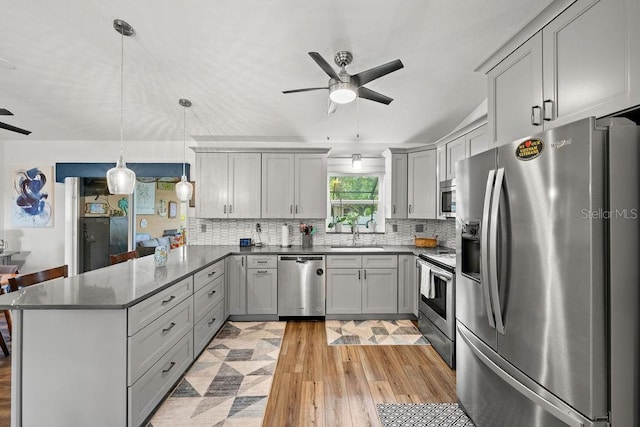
top-left (329, 176), bottom-right (379, 228)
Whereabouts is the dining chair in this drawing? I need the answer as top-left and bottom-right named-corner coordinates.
top-left (3, 264), bottom-right (69, 356)
top-left (110, 250), bottom-right (138, 265)
top-left (0, 265), bottom-right (19, 274)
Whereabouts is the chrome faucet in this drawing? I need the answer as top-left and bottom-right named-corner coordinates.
top-left (352, 225), bottom-right (360, 246)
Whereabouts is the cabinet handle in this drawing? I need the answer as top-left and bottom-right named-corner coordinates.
top-left (229, 204), bottom-right (233, 213)
top-left (162, 322), bottom-right (176, 333)
top-left (257, 270), bottom-right (268, 274)
top-left (543, 99), bottom-right (554, 121)
top-left (208, 317), bottom-right (216, 325)
top-left (358, 270), bottom-right (361, 280)
top-left (392, 205), bottom-right (396, 214)
top-left (295, 205), bottom-right (299, 214)
top-left (408, 204), bottom-right (412, 214)
top-left (241, 257), bottom-right (244, 267)
top-left (531, 105), bottom-right (542, 126)
top-left (224, 205), bottom-right (227, 214)
top-left (161, 295), bottom-right (176, 305)
top-left (257, 260), bottom-right (268, 264)
top-left (162, 361), bottom-right (176, 374)
top-left (290, 205), bottom-right (293, 214)
top-left (208, 289), bottom-right (217, 297)
top-left (364, 270), bottom-right (367, 280)
top-left (208, 271), bottom-right (216, 277)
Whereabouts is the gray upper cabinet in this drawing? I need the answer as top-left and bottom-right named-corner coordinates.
top-left (488, 0), bottom-right (640, 146)
top-left (195, 153), bottom-right (261, 218)
top-left (407, 149), bottom-right (437, 219)
top-left (262, 152), bottom-right (327, 218)
top-left (446, 135), bottom-right (466, 181)
top-left (466, 124), bottom-right (489, 157)
top-left (383, 151), bottom-right (408, 219)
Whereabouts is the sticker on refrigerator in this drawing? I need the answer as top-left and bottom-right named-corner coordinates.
top-left (515, 138), bottom-right (543, 161)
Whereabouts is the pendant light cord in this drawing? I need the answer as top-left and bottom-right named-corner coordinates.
top-left (183, 105), bottom-right (187, 176)
top-left (120, 29), bottom-right (124, 156)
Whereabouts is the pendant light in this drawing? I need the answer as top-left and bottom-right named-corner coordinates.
top-left (106, 19), bottom-right (136, 195)
top-left (352, 154), bottom-right (363, 169)
top-left (175, 99), bottom-right (194, 202)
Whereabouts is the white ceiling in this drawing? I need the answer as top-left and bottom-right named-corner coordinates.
top-left (0, 0), bottom-right (553, 156)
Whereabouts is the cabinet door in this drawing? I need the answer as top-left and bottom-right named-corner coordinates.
top-left (398, 255), bottom-right (417, 315)
top-left (466, 124), bottom-right (490, 157)
top-left (326, 269), bottom-right (361, 314)
top-left (389, 153), bottom-right (408, 218)
top-left (247, 269), bottom-right (277, 315)
top-left (437, 145), bottom-right (446, 183)
top-left (195, 153), bottom-right (228, 218)
top-left (407, 150), bottom-right (437, 219)
top-left (543, 0), bottom-right (637, 128)
top-left (488, 32), bottom-right (543, 146)
top-left (226, 255), bottom-right (246, 315)
top-left (362, 268), bottom-right (398, 314)
top-left (446, 135), bottom-right (467, 180)
top-left (295, 153), bottom-right (327, 218)
top-left (262, 153), bottom-right (295, 218)
top-left (228, 153), bottom-right (261, 218)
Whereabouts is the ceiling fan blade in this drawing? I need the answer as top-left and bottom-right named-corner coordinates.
top-left (352, 59), bottom-right (404, 87)
top-left (327, 100), bottom-right (337, 114)
top-left (0, 121), bottom-right (32, 135)
top-left (0, 108), bottom-right (13, 116)
top-left (308, 52), bottom-right (340, 80)
top-left (358, 87), bottom-right (394, 105)
top-left (283, 87), bottom-right (328, 94)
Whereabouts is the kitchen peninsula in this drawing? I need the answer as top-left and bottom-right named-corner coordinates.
top-left (0, 244), bottom-right (449, 426)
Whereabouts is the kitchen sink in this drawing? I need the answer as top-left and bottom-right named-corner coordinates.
top-left (330, 246), bottom-right (386, 251)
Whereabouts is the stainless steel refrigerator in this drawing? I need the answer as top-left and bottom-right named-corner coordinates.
top-left (456, 117), bottom-right (639, 427)
top-left (79, 217), bottom-right (129, 273)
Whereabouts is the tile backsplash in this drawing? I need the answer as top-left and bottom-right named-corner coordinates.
top-left (187, 218), bottom-right (455, 249)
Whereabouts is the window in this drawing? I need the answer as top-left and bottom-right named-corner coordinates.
top-left (328, 175), bottom-right (381, 232)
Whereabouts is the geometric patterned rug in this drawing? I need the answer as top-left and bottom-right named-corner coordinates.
top-left (148, 321), bottom-right (286, 426)
top-left (326, 319), bottom-right (429, 346)
top-left (376, 403), bottom-right (474, 427)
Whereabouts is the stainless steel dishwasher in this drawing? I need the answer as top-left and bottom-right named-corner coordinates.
top-left (277, 255), bottom-right (325, 317)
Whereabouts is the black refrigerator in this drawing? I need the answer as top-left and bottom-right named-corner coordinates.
top-left (79, 217), bottom-right (129, 273)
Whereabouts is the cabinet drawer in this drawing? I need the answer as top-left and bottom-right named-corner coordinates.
top-left (194, 259), bottom-right (224, 292)
top-left (128, 332), bottom-right (193, 427)
top-left (327, 255), bottom-right (362, 269)
top-left (247, 255), bottom-right (277, 269)
top-left (128, 276), bottom-right (192, 336)
top-left (194, 275), bottom-right (224, 323)
top-left (363, 255), bottom-right (397, 269)
top-left (128, 296), bottom-right (193, 385)
top-left (194, 300), bottom-right (225, 356)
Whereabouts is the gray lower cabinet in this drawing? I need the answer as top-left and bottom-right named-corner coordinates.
top-left (227, 255), bottom-right (247, 315)
top-left (246, 255), bottom-right (277, 314)
top-left (326, 255), bottom-right (398, 315)
top-left (397, 254), bottom-right (418, 315)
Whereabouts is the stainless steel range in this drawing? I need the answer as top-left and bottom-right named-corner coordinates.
top-left (417, 252), bottom-right (456, 368)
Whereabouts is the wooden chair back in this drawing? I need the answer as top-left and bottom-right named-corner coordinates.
top-left (8, 264), bottom-right (68, 292)
top-left (0, 265), bottom-right (19, 274)
top-left (110, 250), bottom-right (138, 265)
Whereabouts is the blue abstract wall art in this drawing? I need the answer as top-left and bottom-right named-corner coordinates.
top-left (12, 166), bottom-right (54, 227)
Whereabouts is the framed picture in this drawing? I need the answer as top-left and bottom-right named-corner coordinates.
top-left (135, 181), bottom-right (156, 215)
top-left (12, 166), bottom-right (55, 227)
top-left (189, 181), bottom-right (196, 207)
top-left (85, 202), bottom-right (107, 214)
top-left (168, 201), bottom-right (177, 218)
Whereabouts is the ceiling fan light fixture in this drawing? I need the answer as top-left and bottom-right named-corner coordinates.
top-left (329, 82), bottom-right (357, 104)
top-left (176, 98), bottom-right (193, 202)
top-left (107, 19), bottom-right (136, 195)
top-left (352, 154), bottom-right (363, 169)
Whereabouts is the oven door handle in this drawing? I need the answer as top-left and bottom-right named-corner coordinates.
top-left (432, 271), bottom-right (453, 282)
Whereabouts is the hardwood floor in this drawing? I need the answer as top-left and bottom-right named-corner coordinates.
top-left (263, 321), bottom-right (457, 426)
top-left (0, 320), bottom-right (457, 427)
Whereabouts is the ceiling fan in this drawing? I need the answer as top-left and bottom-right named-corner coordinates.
top-left (0, 108), bottom-right (31, 135)
top-left (283, 51), bottom-right (404, 113)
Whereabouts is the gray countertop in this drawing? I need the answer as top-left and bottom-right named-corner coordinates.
top-left (0, 244), bottom-right (454, 310)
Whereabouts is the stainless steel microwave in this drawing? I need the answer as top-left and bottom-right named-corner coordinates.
top-left (439, 179), bottom-right (456, 218)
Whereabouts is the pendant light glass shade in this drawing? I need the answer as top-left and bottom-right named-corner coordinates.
top-left (107, 19), bottom-right (136, 195)
top-left (107, 155), bottom-right (137, 194)
top-left (176, 98), bottom-right (193, 202)
top-left (352, 154), bottom-right (363, 169)
top-left (176, 176), bottom-right (193, 201)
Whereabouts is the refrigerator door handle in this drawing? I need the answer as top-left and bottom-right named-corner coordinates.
top-left (489, 168), bottom-right (506, 334)
top-left (481, 169), bottom-right (496, 329)
top-left (458, 326), bottom-right (585, 427)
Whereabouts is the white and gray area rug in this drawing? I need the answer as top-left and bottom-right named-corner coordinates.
top-left (326, 319), bottom-right (429, 345)
top-left (377, 403), bottom-right (474, 427)
top-left (149, 321), bottom-right (286, 426)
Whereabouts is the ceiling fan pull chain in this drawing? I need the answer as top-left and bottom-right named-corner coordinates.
top-left (356, 96), bottom-right (360, 139)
